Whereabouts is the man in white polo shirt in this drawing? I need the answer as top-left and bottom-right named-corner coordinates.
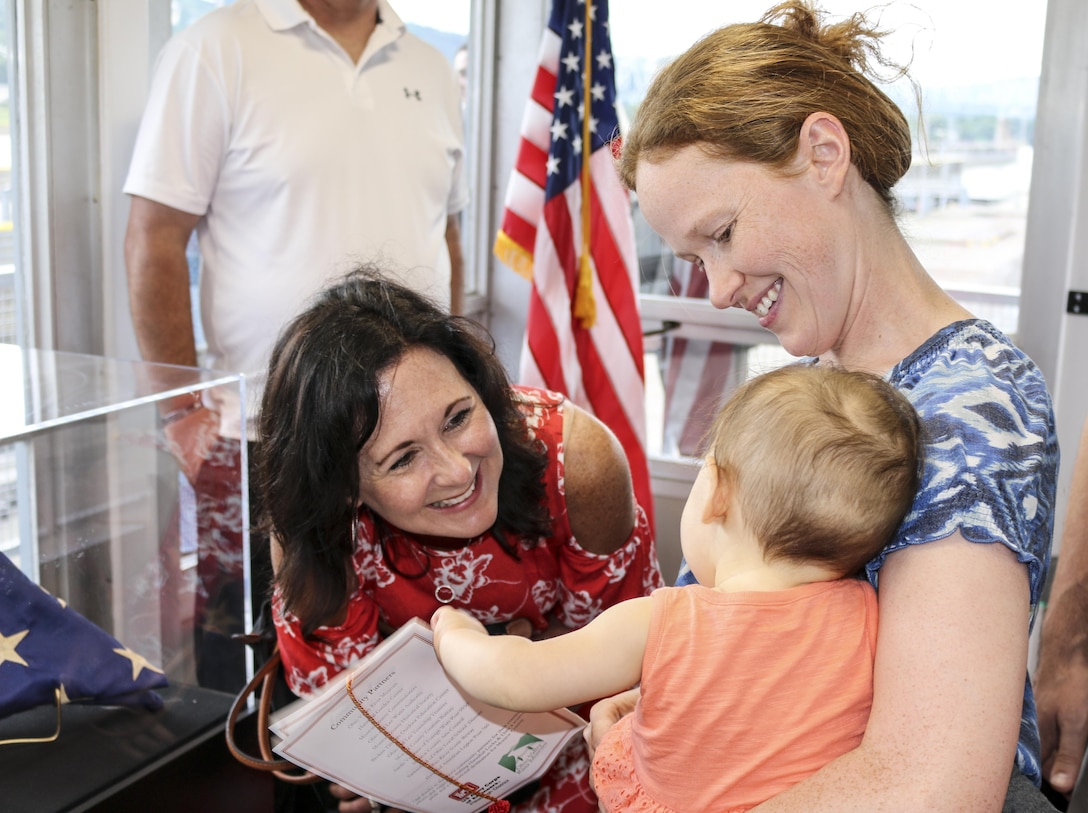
top-left (124, 0), bottom-right (467, 431)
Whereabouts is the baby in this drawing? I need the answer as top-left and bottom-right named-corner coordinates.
top-left (432, 363), bottom-right (922, 812)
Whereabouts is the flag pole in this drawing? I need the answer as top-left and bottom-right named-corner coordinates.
top-left (574, 1), bottom-right (596, 329)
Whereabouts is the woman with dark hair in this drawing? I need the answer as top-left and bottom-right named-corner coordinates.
top-left (258, 266), bottom-right (663, 813)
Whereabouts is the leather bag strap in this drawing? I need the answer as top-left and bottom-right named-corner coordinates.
top-left (223, 647), bottom-right (321, 785)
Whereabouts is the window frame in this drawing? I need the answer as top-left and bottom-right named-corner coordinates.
top-left (13, 0), bottom-right (104, 354)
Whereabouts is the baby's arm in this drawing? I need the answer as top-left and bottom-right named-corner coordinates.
top-left (431, 597), bottom-right (653, 712)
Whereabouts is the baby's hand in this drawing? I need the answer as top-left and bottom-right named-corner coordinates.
top-left (430, 606), bottom-right (488, 661)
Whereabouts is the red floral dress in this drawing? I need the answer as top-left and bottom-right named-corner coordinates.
top-left (273, 386), bottom-right (664, 812)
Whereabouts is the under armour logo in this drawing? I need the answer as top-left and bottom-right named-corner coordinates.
top-left (403, 87), bottom-right (422, 101)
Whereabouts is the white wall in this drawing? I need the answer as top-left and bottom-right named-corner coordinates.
top-left (1019, 0), bottom-right (1088, 553)
top-left (16, 0), bottom-right (102, 353)
top-left (483, 1), bottom-right (544, 374)
top-left (98, 3), bottom-right (173, 362)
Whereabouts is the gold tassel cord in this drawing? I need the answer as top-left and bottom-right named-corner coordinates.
top-left (0, 688), bottom-right (62, 746)
top-left (345, 677), bottom-right (511, 813)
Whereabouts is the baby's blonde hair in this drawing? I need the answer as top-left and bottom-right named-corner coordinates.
top-left (708, 364), bottom-right (922, 576)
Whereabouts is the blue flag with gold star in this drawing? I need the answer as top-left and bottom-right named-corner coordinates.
top-left (0, 552), bottom-right (168, 719)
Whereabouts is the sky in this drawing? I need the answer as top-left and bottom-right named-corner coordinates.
top-left (393, 0), bottom-right (471, 34)
top-left (609, 1), bottom-right (1050, 86)
top-left (385, 1), bottom-right (1049, 87)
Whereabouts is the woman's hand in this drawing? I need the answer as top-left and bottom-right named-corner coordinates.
top-left (1035, 416), bottom-right (1088, 796)
top-left (162, 404), bottom-right (219, 484)
top-left (1035, 587), bottom-right (1088, 795)
top-left (584, 686), bottom-right (640, 758)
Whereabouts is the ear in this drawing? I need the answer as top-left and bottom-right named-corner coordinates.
top-left (701, 457), bottom-right (733, 523)
top-left (797, 111), bottom-right (851, 198)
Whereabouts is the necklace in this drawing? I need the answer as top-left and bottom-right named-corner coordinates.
top-left (378, 528), bottom-right (485, 606)
top-left (434, 583), bottom-right (456, 604)
top-left (416, 536), bottom-right (484, 605)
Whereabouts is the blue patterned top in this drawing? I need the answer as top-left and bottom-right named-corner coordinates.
top-left (676, 319), bottom-right (1058, 785)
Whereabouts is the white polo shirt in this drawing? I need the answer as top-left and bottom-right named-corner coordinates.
top-left (124, 0), bottom-right (467, 432)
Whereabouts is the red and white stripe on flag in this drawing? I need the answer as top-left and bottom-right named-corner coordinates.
top-left (493, 0), bottom-right (653, 526)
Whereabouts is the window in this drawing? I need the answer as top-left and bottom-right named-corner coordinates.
top-left (1, 0), bottom-right (17, 345)
top-left (172, 0), bottom-right (230, 30)
top-left (0, 0), bottom-right (17, 563)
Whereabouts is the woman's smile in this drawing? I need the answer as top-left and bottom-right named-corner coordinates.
top-left (752, 278), bottom-right (783, 323)
top-left (429, 472), bottom-right (479, 510)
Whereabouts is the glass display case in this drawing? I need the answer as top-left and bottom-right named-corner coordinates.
top-left (0, 344), bottom-right (270, 812)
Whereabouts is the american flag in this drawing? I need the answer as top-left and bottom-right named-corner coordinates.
top-left (0, 552), bottom-right (168, 722)
top-left (493, 0), bottom-right (652, 525)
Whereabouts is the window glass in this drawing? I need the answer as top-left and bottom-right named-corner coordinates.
top-left (0, 0), bottom-right (14, 346)
top-left (0, 0), bottom-right (16, 562)
top-left (612, 1), bottom-right (1048, 458)
top-left (172, 0), bottom-right (230, 30)
top-left (393, 0), bottom-right (471, 56)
